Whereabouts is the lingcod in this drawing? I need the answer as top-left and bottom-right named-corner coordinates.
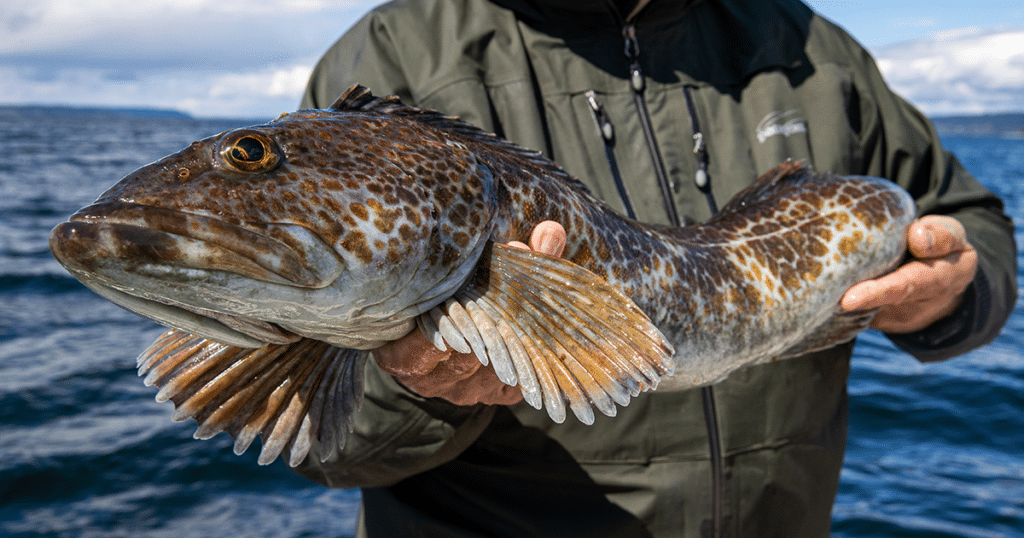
top-left (49, 85), bottom-right (915, 467)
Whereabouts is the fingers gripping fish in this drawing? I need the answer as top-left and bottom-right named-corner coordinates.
top-left (49, 85), bottom-right (915, 467)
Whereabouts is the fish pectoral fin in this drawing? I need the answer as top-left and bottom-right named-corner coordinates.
top-left (419, 243), bottom-right (674, 425)
top-left (774, 308), bottom-right (879, 361)
top-left (136, 330), bottom-right (368, 468)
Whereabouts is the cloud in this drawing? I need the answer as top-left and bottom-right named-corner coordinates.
top-left (872, 27), bottom-right (1024, 115)
top-left (892, 18), bottom-right (936, 29)
top-left (208, 65), bottom-right (314, 100)
top-left (0, 0), bottom-right (378, 117)
top-left (0, 62), bottom-right (315, 118)
top-left (0, 0), bottom-right (366, 71)
top-left (3, 2), bottom-right (1022, 118)
top-left (190, 64), bottom-right (316, 117)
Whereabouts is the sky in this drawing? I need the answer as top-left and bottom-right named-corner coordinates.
top-left (1, 0), bottom-right (1022, 119)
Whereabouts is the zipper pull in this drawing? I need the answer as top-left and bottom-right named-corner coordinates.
top-left (683, 86), bottom-right (717, 214)
top-left (585, 90), bottom-right (637, 220)
top-left (623, 24), bottom-right (645, 92)
top-left (586, 91), bottom-right (615, 143)
top-left (622, 22), bottom-right (679, 222)
top-left (692, 132), bottom-right (709, 189)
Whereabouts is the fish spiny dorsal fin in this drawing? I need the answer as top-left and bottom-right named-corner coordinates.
top-left (327, 85), bottom-right (494, 140)
top-left (328, 84), bottom-right (591, 193)
top-left (712, 160), bottom-right (814, 218)
top-left (328, 84), bottom-right (393, 112)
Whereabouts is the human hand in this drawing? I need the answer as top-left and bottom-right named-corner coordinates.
top-left (840, 215), bottom-right (978, 334)
top-left (373, 221), bottom-right (568, 405)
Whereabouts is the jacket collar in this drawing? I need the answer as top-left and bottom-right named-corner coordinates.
top-left (490, 0), bottom-right (812, 87)
top-left (490, 0), bottom-right (696, 26)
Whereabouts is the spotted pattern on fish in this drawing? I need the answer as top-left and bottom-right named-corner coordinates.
top-left (49, 85), bottom-right (915, 466)
top-left (445, 152), bottom-right (913, 388)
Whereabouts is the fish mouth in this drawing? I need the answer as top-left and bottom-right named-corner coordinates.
top-left (49, 201), bottom-right (346, 347)
top-left (51, 201), bottom-right (342, 288)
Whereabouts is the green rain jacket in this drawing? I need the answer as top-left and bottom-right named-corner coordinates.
top-left (294, 0), bottom-right (1017, 536)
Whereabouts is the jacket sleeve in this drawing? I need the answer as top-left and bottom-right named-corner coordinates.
top-left (291, 10), bottom-right (497, 489)
top-left (292, 360), bottom-right (497, 488)
top-left (299, 6), bottom-right (415, 110)
top-left (850, 39), bottom-right (1017, 362)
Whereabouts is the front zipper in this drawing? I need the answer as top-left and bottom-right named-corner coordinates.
top-left (680, 84), bottom-right (724, 538)
top-left (622, 24), bottom-right (682, 227)
top-left (613, 18), bottom-right (725, 538)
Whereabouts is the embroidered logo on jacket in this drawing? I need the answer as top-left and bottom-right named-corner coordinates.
top-left (756, 109), bottom-right (807, 143)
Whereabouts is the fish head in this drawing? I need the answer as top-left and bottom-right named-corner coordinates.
top-left (49, 108), bottom-right (498, 349)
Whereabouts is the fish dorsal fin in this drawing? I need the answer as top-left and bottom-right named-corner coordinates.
top-left (712, 160), bottom-right (813, 218)
top-left (416, 243), bottom-right (675, 425)
top-left (136, 330), bottom-right (368, 467)
top-left (327, 84), bottom-right (379, 111)
top-left (327, 84), bottom-right (493, 139)
top-left (328, 84), bottom-right (591, 193)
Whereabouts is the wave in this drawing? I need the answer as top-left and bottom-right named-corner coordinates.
top-left (0, 273), bottom-right (88, 295)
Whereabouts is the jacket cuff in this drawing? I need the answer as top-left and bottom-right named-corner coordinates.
top-left (887, 268), bottom-right (992, 362)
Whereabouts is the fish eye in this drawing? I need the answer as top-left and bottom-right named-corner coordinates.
top-left (217, 130), bottom-right (282, 173)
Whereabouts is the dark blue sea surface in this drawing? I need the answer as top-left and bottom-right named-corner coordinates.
top-left (0, 108), bottom-right (1021, 537)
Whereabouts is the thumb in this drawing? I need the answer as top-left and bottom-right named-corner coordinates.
top-left (907, 215), bottom-right (967, 259)
top-left (530, 220), bottom-right (567, 257)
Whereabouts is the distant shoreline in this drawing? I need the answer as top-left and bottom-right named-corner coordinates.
top-left (1, 104), bottom-right (1021, 137)
top-left (930, 113), bottom-right (1024, 138)
top-left (0, 104), bottom-right (267, 122)
top-left (0, 104), bottom-right (194, 119)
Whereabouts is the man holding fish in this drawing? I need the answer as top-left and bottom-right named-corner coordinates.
top-left (291, 0), bottom-right (1016, 536)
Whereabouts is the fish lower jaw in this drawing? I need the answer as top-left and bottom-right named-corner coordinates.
top-left (171, 301), bottom-right (302, 346)
top-left (72, 272), bottom-right (296, 348)
top-left (314, 335), bottom-right (400, 351)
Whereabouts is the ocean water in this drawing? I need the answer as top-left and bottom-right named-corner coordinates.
top-left (0, 108), bottom-right (1021, 537)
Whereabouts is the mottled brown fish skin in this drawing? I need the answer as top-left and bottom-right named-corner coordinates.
top-left (469, 150), bottom-right (913, 386)
top-left (89, 116), bottom-right (488, 276)
top-left (46, 87), bottom-right (916, 462)
top-left (52, 86), bottom-right (913, 390)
